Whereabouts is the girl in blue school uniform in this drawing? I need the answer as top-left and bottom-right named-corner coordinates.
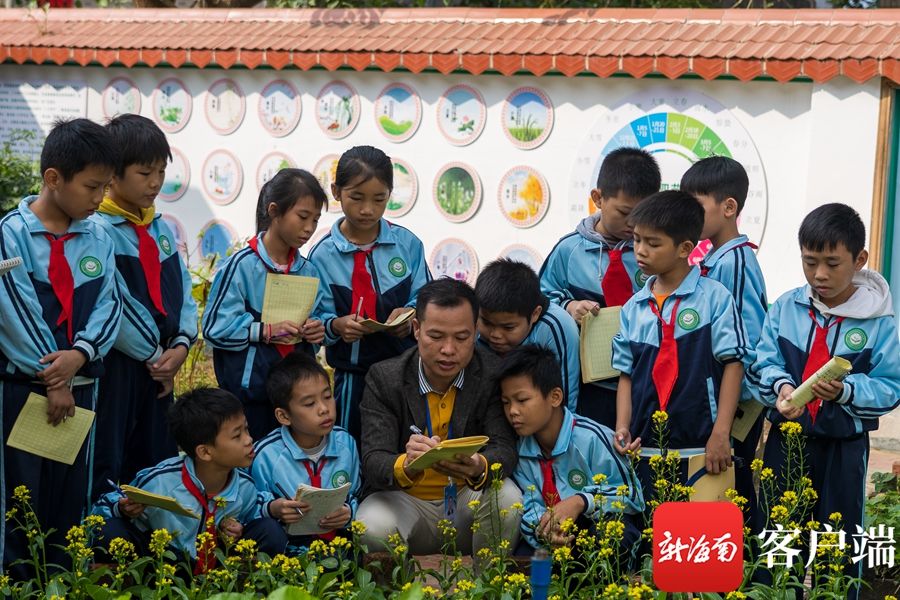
top-left (307, 146), bottom-right (431, 442)
top-left (202, 169), bottom-right (327, 440)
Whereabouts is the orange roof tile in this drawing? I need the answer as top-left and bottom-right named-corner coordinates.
top-left (1, 7), bottom-right (899, 83)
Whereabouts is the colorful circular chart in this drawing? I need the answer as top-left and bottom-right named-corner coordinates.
top-left (313, 154), bottom-right (341, 213)
top-left (316, 81), bottom-right (360, 139)
top-left (152, 78), bottom-right (192, 133)
top-left (201, 150), bottom-right (243, 206)
top-left (199, 220), bottom-right (238, 265)
top-left (374, 83), bottom-right (421, 143)
top-left (256, 152), bottom-right (297, 192)
top-left (159, 213), bottom-right (189, 263)
top-left (501, 87), bottom-right (553, 150)
top-left (497, 166), bottom-right (550, 229)
top-left (436, 84), bottom-right (486, 146)
top-left (430, 238), bottom-right (479, 286)
top-left (158, 147), bottom-right (190, 203)
top-left (433, 162), bottom-right (482, 223)
top-left (386, 159), bottom-right (418, 218)
top-left (499, 244), bottom-right (543, 273)
top-left (205, 79), bottom-right (246, 135)
top-left (259, 80), bottom-right (302, 137)
top-left (570, 88), bottom-right (769, 259)
top-left (102, 77), bottom-right (141, 119)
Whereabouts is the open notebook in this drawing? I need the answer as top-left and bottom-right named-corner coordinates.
top-left (261, 273), bottom-right (319, 344)
top-left (407, 436), bottom-right (489, 471)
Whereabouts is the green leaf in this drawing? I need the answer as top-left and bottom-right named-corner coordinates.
top-left (392, 583), bottom-right (423, 600)
top-left (207, 594), bottom-right (255, 600)
top-left (267, 586), bottom-right (319, 600)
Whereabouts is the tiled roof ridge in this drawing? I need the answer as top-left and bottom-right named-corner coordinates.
top-left (2, 8), bottom-right (899, 84)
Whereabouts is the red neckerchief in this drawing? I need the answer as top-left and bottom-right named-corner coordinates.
top-left (649, 297), bottom-right (683, 413)
top-left (802, 308), bottom-right (844, 424)
top-left (181, 464), bottom-right (220, 574)
top-left (45, 233), bottom-right (77, 343)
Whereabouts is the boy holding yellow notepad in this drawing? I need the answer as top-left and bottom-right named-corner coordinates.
top-left (752, 204), bottom-right (900, 599)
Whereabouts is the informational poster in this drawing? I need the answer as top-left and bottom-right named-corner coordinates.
top-left (0, 80), bottom-right (87, 156)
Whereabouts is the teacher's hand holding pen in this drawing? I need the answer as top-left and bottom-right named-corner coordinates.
top-left (403, 424), bottom-right (440, 477)
top-left (566, 300), bottom-right (602, 326)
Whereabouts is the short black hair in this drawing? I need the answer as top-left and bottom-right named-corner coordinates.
top-left (335, 145), bottom-right (393, 191)
top-left (495, 345), bottom-right (563, 397)
top-left (167, 387), bottom-right (244, 459)
top-left (40, 118), bottom-right (116, 182)
top-left (798, 203), bottom-right (866, 258)
top-left (475, 259), bottom-right (544, 318)
top-left (628, 190), bottom-right (704, 246)
top-left (680, 156), bottom-right (750, 214)
top-left (266, 352), bottom-right (331, 411)
top-left (416, 278), bottom-right (478, 324)
top-left (596, 147), bottom-right (661, 200)
top-left (256, 168), bottom-right (327, 233)
top-left (105, 114), bottom-right (172, 179)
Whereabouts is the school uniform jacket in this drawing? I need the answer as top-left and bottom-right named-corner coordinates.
top-left (478, 301), bottom-right (581, 412)
top-left (539, 213), bottom-right (646, 309)
top-left (513, 409), bottom-right (644, 549)
top-left (251, 426), bottom-right (360, 520)
top-left (700, 235), bottom-right (767, 400)
top-left (93, 455), bottom-right (269, 559)
top-left (752, 271), bottom-right (900, 440)
top-left (202, 233), bottom-right (323, 404)
top-left (307, 218), bottom-right (431, 374)
top-left (611, 268), bottom-right (751, 450)
top-left (91, 213), bottom-right (197, 363)
top-left (0, 197), bottom-right (121, 380)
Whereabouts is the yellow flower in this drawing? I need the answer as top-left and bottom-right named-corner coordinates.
top-left (760, 468), bottom-right (774, 482)
top-left (604, 583), bottom-right (624, 595)
top-left (422, 586), bottom-right (440, 598)
top-left (491, 462), bottom-right (502, 473)
top-left (476, 547), bottom-right (492, 560)
top-left (802, 488), bottom-right (819, 503)
top-left (552, 546), bottom-right (572, 563)
top-left (559, 518), bottom-right (576, 535)
top-left (770, 505), bottom-right (789, 522)
top-left (149, 529), bottom-right (173, 558)
top-left (527, 484), bottom-right (537, 493)
top-left (615, 484), bottom-right (630, 497)
top-left (108, 537), bottom-right (136, 563)
top-left (611, 500), bottom-right (626, 511)
top-left (829, 512), bottom-right (843, 523)
top-left (12, 485), bottom-right (30, 504)
top-left (725, 592), bottom-right (747, 600)
top-left (779, 421), bottom-right (803, 436)
top-left (467, 499), bottom-right (481, 511)
top-left (750, 458), bottom-right (764, 473)
top-left (214, 496), bottom-right (227, 509)
top-left (83, 514), bottom-right (105, 529)
top-left (456, 579), bottom-right (475, 592)
top-left (652, 410), bottom-right (669, 425)
top-left (308, 539), bottom-right (331, 558)
top-left (195, 531), bottom-right (215, 555)
top-left (451, 557), bottom-right (463, 570)
top-left (350, 520), bottom-right (367, 536)
top-left (510, 502), bottom-right (525, 512)
top-left (781, 491), bottom-right (798, 505)
top-left (605, 520), bottom-right (625, 540)
top-left (392, 544), bottom-right (408, 556)
top-left (498, 539), bottom-right (511, 551)
top-left (592, 473), bottom-right (608, 485)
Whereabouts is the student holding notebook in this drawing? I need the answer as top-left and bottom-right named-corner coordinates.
top-left (202, 169), bottom-right (326, 440)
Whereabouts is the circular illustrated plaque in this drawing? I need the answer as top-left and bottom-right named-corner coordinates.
top-left (259, 80), bottom-right (302, 137)
top-left (152, 78), bottom-right (192, 133)
top-left (199, 220), bottom-right (238, 265)
top-left (499, 244), bottom-right (543, 273)
top-left (256, 152), bottom-right (297, 192)
top-left (430, 238), bottom-right (479, 286)
top-left (205, 79), bottom-right (246, 135)
top-left (201, 150), bottom-right (243, 206)
top-left (159, 213), bottom-right (189, 263)
top-left (102, 77), bottom-right (141, 119)
top-left (374, 83), bottom-right (422, 143)
top-left (433, 162), bottom-right (482, 223)
top-left (436, 84), bottom-right (486, 146)
top-left (313, 154), bottom-right (341, 214)
top-left (316, 81), bottom-right (360, 139)
top-left (502, 87), bottom-right (554, 150)
top-left (386, 159), bottom-right (418, 218)
top-left (158, 147), bottom-right (190, 203)
top-left (497, 166), bottom-right (550, 228)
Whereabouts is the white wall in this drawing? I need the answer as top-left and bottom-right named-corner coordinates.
top-left (0, 63), bottom-right (883, 301)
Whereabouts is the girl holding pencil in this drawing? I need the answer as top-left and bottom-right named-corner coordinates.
top-left (308, 146), bottom-right (431, 441)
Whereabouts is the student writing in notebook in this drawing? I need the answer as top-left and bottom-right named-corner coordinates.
top-left (308, 146), bottom-right (431, 441)
top-left (252, 352), bottom-right (359, 554)
top-left (539, 148), bottom-right (661, 428)
top-left (610, 191), bottom-right (751, 509)
top-left (93, 388), bottom-right (289, 570)
top-left (202, 169), bottom-right (326, 439)
top-left (0, 119), bottom-right (121, 578)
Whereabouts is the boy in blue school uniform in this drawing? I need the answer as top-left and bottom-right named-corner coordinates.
top-left (499, 346), bottom-right (643, 558)
top-left (93, 388), bottom-right (289, 570)
top-left (252, 353), bottom-right (359, 553)
top-left (681, 156), bottom-right (767, 530)
top-left (752, 203), bottom-right (900, 599)
top-left (476, 258), bottom-right (581, 412)
top-left (91, 115), bottom-right (198, 499)
top-left (611, 191), bottom-right (751, 505)
top-left (0, 119), bottom-right (122, 576)
top-left (539, 148), bottom-right (661, 427)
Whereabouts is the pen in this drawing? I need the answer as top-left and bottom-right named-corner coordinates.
top-left (354, 297), bottom-right (364, 320)
top-left (274, 482), bottom-right (303, 516)
top-left (107, 478), bottom-right (125, 495)
top-left (409, 425), bottom-right (423, 436)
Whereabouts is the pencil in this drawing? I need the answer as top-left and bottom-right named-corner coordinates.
top-left (275, 482), bottom-right (303, 516)
top-left (354, 297), bottom-right (364, 319)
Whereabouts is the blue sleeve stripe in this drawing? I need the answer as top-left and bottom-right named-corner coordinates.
top-left (132, 464), bottom-right (182, 489)
top-left (727, 294), bottom-right (747, 359)
top-left (90, 285), bottom-right (122, 352)
top-left (253, 432), bottom-right (282, 455)
top-left (541, 312), bottom-right (571, 400)
top-left (122, 302), bottom-right (158, 349)
top-left (203, 249), bottom-right (253, 341)
top-left (574, 420), bottom-right (641, 505)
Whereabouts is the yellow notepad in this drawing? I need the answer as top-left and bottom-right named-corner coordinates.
top-left (580, 306), bottom-right (621, 383)
top-left (261, 273), bottom-right (319, 344)
top-left (6, 393), bottom-right (95, 465)
top-left (788, 356), bottom-right (853, 408)
top-left (120, 485), bottom-right (199, 519)
top-left (407, 435), bottom-right (489, 471)
top-left (730, 399), bottom-right (765, 443)
top-left (687, 454), bottom-right (736, 502)
top-left (359, 308), bottom-right (415, 332)
top-left (286, 482), bottom-right (352, 536)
